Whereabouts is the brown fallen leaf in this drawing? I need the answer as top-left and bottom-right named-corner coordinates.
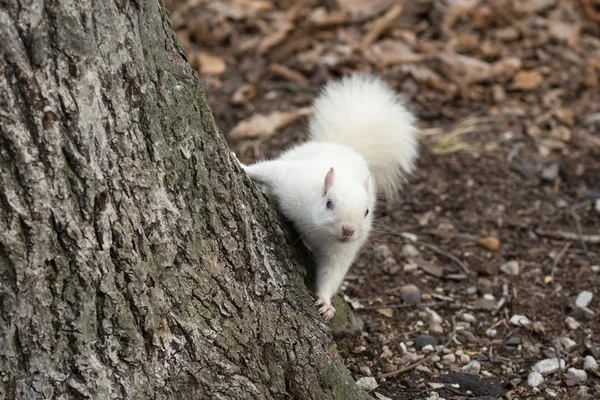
top-left (229, 107), bottom-right (313, 139)
top-left (376, 308), bottom-right (394, 318)
top-left (510, 70), bottom-right (543, 90)
top-left (196, 52), bottom-right (226, 76)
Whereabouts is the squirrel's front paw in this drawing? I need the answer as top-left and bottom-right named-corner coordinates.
top-left (314, 295), bottom-right (336, 320)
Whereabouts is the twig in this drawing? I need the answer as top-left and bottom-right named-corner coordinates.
top-left (536, 229), bottom-right (600, 244)
top-left (361, 302), bottom-right (436, 310)
top-left (570, 209), bottom-right (593, 263)
top-left (550, 242), bottom-right (572, 281)
top-left (378, 317), bottom-right (457, 379)
top-left (415, 241), bottom-right (471, 274)
top-left (362, 3), bottom-right (404, 46)
top-left (382, 226), bottom-right (471, 274)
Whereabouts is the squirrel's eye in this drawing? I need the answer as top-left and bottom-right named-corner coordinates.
top-left (365, 209), bottom-right (369, 217)
top-left (326, 199), bottom-right (333, 210)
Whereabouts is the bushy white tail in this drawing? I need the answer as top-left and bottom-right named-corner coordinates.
top-left (308, 74), bottom-right (419, 203)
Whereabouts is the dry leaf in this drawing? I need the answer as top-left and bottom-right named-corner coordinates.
top-left (229, 107), bottom-right (313, 139)
top-left (376, 308), bottom-right (394, 318)
top-left (196, 52), bottom-right (226, 76)
top-left (510, 70), bottom-right (543, 90)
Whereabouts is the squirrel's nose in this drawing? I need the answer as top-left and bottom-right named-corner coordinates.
top-left (342, 225), bottom-right (355, 237)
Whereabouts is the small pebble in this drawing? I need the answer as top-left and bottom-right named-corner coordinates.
top-left (374, 244), bottom-right (392, 259)
top-left (400, 284), bottom-right (421, 304)
top-left (500, 260), bottom-right (520, 276)
top-left (528, 371), bottom-right (544, 387)
top-left (462, 313), bottom-right (476, 323)
top-left (583, 356), bottom-right (598, 371)
top-left (565, 316), bottom-right (581, 330)
top-left (422, 345), bottom-right (435, 353)
top-left (510, 314), bottom-right (531, 327)
top-left (505, 336), bottom-right (521, 346)
top-left (401, 244), bottom-right (420, 258)
top-left (477, 278), bottom-right (493, 294)
top-left (442, 354), bottom-right (456, 363)
top-left (565, 368), bottom-right (587, 382)
top-left (415, 334), bottom-right (437, 349)
top-left (359, 366), bottom-right (372, 376)
top-left (403, 262), bottom-right (418, 272)
top-left (431, 355), bottom-right (441, 363)
top-left (532, 358), bottom-right (565, 374)
top-left (461, 360), bottom-right (481, 375)
top-left (575, 291), bottom-right (593, 308)
top-left (486, 328), bottom-right (497, 338)
top-left (478, 237), bottom-right (501, 251)
top-left (429, 323), bottom-right (444, 335)
top-left (483, 294), bottom-right (495, 301)
top-left (541, 163), bottom-right (559, 181)
top-left (356, 376), bottom-right (378, 391)
top-left (466, 286), bottom-right (478, 295)
top-left (460, 354), bottom-right (471, 364)
top-left (455, 350), bottom-right (464, 356)
top-left (555, 337), bottom-right (577, 352)
top-left (399, 342), bottom-right (407, 354)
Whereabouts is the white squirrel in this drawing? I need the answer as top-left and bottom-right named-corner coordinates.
top-left (242, 74), bottom-right (419, 319)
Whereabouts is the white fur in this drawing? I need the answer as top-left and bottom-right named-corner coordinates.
top-left (309, 74), bottom-right (419, 203)
top-left (243, 74), bottom-right (419, 319)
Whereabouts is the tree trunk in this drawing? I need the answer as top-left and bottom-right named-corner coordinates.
top-left (0, 1), bottom-right (368, 399)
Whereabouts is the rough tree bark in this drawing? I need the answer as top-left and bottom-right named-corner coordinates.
top-left (0, 1), bottom-right (368, 399)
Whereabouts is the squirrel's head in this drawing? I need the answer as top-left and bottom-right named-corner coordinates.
top-left (313, 167), bottom-right (374, 243)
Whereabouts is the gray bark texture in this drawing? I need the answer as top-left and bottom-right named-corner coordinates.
top-left (0, 1), bottom-right (369, 399)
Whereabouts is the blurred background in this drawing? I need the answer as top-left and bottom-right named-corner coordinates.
top-left (166, 0), bottom-right (599, 398)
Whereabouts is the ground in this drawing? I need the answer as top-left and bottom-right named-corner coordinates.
top-left (166, 1), bottom-right (600, 399)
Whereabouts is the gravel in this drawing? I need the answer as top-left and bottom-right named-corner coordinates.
top-left (527, 371), bottom-right (544, 387)
top-left (415, 334), bottom-right (437, 349)
top-left (575, 290), bottom-right (593, 308)
top-left (510, 314), bottom-right (531, 327)
top-left (564, 367), bottom-right (587, 382)
top-left (532, 358), bottom-right (566, 375)
top-left (461, 360), bottom-right (481, 375)
top-left (356, 376), bottom-right (378, 391)
top-left (500, 260), bottom-right (520, 276)
top-left (583, 355), bottom-right (598, 371)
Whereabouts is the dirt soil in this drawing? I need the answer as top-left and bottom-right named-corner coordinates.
top-left (166, 1), bottom-right (600, 399)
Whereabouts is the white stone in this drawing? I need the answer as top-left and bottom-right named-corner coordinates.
top-left (402, 244), bottom-right (420, 258)
top-left (486, 328), bottom-right (497, 338)
top-left (422, 345), bottom-right (434, 353)
top-left (460, 354), bottom-right (471, 364)
top-left (431, 355), bottom-right (441, 363)
top-left (403, 262), bottom-right (418, 272)
top-left (575, 291), bottom-right (593, 308)
top-left (532, 358), bottom-right (566, 374)
top-left (483, 294), bottom-right (495, 301)
top-left (500, 260), bottom-right (520, 276)
top-left (461, 360), bottom-right (481, 375)
top-left (356, 376), bottom-right (378, 391)
top-left (400, 232), bottom-right (418, 242)
top-left (583, 356), bottom-right (598, 371)
top-left (462, 313), bottom-right (476, 323)
top-left (555, 337), bottom-right (577, 352)
top-left (527, 371), bottom-right (544, 387)
top-left (510, 314), bottom-right (531, 327)
top-left (442, 354), bottom-right (456, 363)
top-left (359, 366), bottom-right (372, 376)
top-left (565, 316), bottom-right (581, 330)
top-left (565, 367), bottom-right (587, 382)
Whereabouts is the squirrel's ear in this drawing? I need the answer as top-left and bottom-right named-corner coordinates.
top-left (323, 167), bottom-right (335, 196)
top-left (364, 176), bottom-right (369, 191)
